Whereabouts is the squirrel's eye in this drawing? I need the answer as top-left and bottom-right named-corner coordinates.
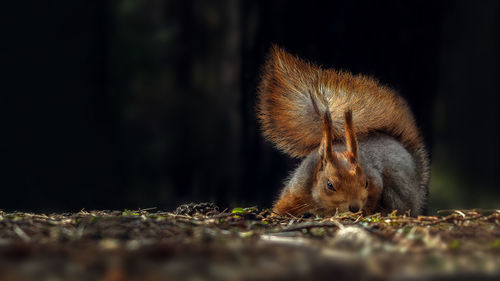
top-left (327, 180), bottom-right (336, 191)
top-left (365, 179), bottom-right (369, 189)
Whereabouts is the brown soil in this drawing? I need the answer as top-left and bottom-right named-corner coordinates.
top-left (0, 204), bottom-right (499, 281)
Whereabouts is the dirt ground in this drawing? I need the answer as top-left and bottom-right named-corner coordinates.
top-left (0, 203), bottom-right (499, 281)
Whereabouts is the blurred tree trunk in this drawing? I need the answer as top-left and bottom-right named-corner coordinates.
top-left (109, 0), bottom-right (244, 206)
top-left (176, 0), bottom-right (243, 204)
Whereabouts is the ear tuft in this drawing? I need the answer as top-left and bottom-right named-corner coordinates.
top-left (344, 109), bottom-right (358, 159)
top-left (319, 108), bottom-right (342, 167)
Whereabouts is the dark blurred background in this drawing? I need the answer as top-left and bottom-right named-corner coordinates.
top-left (3, 1), bottom-right (499, 213)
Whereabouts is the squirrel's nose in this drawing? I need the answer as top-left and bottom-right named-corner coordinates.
top-left (349, 204), bottom-right (360, 213)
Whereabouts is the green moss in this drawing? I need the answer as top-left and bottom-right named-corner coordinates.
top-left (491, 239), bottom-right (500, 249)
top-left (448, 239), bottom-right (461, 249)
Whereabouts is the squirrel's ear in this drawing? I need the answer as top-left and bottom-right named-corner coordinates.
top-left (318, 110), bottom-right (337, 165)
top-left (344, 109), bottom-right (358, 160)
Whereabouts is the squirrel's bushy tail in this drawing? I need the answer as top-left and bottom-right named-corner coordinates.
top-left (257, 46), bottom-right (429, 197)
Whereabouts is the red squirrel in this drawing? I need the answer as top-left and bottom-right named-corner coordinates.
top-left (257, 46), bottom-right (430, 217)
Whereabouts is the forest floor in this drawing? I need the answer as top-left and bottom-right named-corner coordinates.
top-left (0, 204), bottom-right (499, 281)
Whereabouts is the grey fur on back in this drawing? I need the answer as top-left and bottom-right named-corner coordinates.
top-left (357, 134), bottom-right (426, 215)
top-left (282, 133), bottom-right (428, 216)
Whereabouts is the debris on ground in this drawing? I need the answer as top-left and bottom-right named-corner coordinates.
top-left (0, 205), bottom-right (499, 280)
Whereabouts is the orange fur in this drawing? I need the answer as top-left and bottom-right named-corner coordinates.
top-left (257, 45), bottom-right (424, 158)
top-left (310, 114), bottom-right (369, 215)
top-left (259, 46), bottom-right (429, 217)
top-left (319, 109), bottom-right (337, 165)
top-left (344, 110), bottom-right (358, 160)
top-left (363, 183), bottom-right (382, 215)
top-left (273, 190), bottom-right (313, 217)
